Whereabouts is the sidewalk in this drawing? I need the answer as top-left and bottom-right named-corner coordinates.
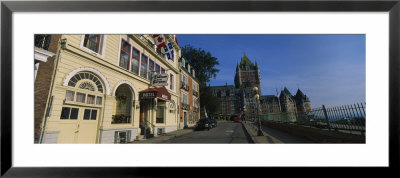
top-left (242, 121), bottom-right (283, 143)
top-left (129, 127), bottom-right (195, 144)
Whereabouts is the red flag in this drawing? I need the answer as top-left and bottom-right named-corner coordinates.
top-left (153, 34), bottom-right (166, 49)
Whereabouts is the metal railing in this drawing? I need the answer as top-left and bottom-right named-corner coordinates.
top-left (134, 34), bottom-right (166, 59)
top-left (181, 82), bottom-right (189, 90)
top-left (181, 103), bottom-right (190, 110)
top-left (260, 102), bottom-right (366, 135)
top-left (111, 114), bottom-right (131, 124)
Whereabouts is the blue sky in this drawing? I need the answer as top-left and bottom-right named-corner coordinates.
top-left (177, 34), bottom-right (365, 108)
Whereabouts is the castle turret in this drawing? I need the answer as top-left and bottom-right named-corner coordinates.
top-left (294, 88), bottom-right (311, 112)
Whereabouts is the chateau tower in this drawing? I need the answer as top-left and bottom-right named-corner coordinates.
top-left (234, 54), bottom-right (261, 95)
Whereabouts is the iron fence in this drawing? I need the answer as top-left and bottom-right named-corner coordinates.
top-left (260, 102), bottom-right (366, 135)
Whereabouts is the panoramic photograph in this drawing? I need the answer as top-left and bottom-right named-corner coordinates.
top-left (34, 34), bottom-right (366, 144)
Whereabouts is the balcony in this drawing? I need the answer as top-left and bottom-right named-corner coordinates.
top-left (181, 103), bottom-right (190, 110)
top-left (156, 48), bottom-right (166, 59)
top-left (134, 34), bottom-right (166, 60)
top-left (193, 90), bottom-right (199, 97)
top-left (34, 35), bottom-right (52, 51)
top-left (181, 82), bottom-right (189, 91)
top-left (112, 114), bottom-right (131, 124)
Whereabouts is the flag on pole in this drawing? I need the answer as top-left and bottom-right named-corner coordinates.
top-left (163, 42), bottom-right (175, 60)
top-left (153, 34), bottom-right (166, 49)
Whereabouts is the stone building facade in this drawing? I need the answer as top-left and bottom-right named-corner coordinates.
top-left (210, 54), bottom-right (311, 121)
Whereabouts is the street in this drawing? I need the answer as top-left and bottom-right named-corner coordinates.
top-left (160, 121), bottom-right (252, 143)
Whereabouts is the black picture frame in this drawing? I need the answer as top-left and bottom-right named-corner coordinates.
top-left (1, 0), bottom-right (399, 177)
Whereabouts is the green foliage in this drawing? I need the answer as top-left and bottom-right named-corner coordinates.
top-left (181, 45), bottom-right (220, 88)
top-left (181, 45), bottom-right (220, 116)
top-left (200, 86), bottom-right (220, 116)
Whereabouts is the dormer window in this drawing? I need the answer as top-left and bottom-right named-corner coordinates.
top-left (188, 64), bottom-right (191, 72)
top-left (192, 70), bottom-right (195, 78)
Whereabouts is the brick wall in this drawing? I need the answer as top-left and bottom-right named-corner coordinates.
top-left (34, 35), bottom-right (61, 143)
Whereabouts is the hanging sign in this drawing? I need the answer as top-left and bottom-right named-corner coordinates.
top-left (152, 73), bottom-right (169, 86)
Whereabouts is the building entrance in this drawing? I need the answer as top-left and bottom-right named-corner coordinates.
top-left (58, 106), bottom-right (99, 143)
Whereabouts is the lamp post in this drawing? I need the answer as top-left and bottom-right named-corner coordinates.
top-left (252, 87), bottom-right (264, 136)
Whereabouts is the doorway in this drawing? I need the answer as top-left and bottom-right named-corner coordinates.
top-left (183, 111), bottom-right (188, 128)
top-left (58, 106), bottom-right (99, 143)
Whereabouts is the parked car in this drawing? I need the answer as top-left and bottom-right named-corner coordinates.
top-left (209, 119), bottom-right (217, 128)
top-left (195, 118), bottom-right (212, 130)
top-left (234, 119), bottom-right (242, 123)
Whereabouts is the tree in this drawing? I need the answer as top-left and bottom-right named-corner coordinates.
top-left (181, 45), bottom-right (220, 117)
top-left (200, 86), bottom-right (220, 116)
top-left (181, 45), bottom-right (219, 88)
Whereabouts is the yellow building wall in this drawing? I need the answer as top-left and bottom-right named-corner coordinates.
top-left (43, 34), bottom-right (181, 143)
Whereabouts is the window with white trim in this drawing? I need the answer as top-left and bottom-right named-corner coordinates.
top-left (192, 83), bottom-right (197, 92)
top-left (155, 64), bottom-right (160, 74)
top-left (119, 40), bottom-right (131, 70)
top-left (83, 109), bottom-right (98, 120)
top-left (156, 106), bottom-right (165, 123)
top-left (83, 34), bottom-right (104, 55)
top-left (60, 107), bottom-right (79, 120)
top-left (181, 93), bottom-right (188, 104)
top-left (64, 72), bottom-right (104, 107)
top-left (148, 59), bottom-right (155, 80)
top-left (182, 74), bottom-right (188, 86)
top-left (114, 130), bottom-right (131, 144)
top-left (131, 47), bottom-right (140, 75)
top-left (140, 54), bottom-right (148, 79)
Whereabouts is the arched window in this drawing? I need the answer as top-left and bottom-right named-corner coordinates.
top-left (112, 84), bottom-right (133, 124)
top-left (67, 72), bottom-right (104, 93)
top-left (64, 72), bottom-right (104, 106)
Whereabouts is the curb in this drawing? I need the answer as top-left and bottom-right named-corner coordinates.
top-left (242, 122), bottom-right (271, 143)
top-left (131, 128), bottom-right (195, 143)
top-left (241, 122), bottom-right (255, 143)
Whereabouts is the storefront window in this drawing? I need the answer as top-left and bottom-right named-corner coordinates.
top-left (112, 84), bottom-right (133, 124)
top-left (156, 106), bottom-right (165, 123)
